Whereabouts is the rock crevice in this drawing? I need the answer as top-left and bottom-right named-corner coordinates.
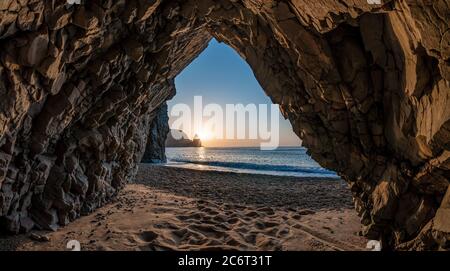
top-left (141, 103), bottom-right (170, 164)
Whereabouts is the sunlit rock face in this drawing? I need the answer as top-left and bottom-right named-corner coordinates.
top-left (0, 0), bottom-right (449, 250)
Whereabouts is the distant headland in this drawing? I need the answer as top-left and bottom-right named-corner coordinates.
top-left (166, 130), bottom-right (202, 147)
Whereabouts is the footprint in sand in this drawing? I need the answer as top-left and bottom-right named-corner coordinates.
top-left (203, 208), bottom-right (220, 216)
top-left (225, 237), bottom-right (245, 248)
top-left (265, 228), bottom-right (279, 236)
top-left (245, 211), bottom-right (260, 218)
top-left (227, 217), bottom-right (239, 224)
top-left (298, 209), bottom-right (316, 215)
top-left (242, 233), bottom-right (258, 245)
top-left (277, 227), bottom-right (291, 238)
top-left (186, 237), bottom-right (208, 246)
top-left (153, 221), bottom-right (182, 230)
top-left (188, 224), bottom-right (224, 238)
top-left (139, 230), bottom-right (159, 242)
top-left (170, 228), bottom-right (188, 242)
top-left (255, 221), bottom-right (279, 230)
top-left (211, 214), bottom-right (228, 223)
top-left (257, 207), bottom-right (275, 215)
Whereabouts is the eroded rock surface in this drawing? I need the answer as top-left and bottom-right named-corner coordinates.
top-left (141, 103), bottom-right (170, 163)
top-left (0, 0), bottom-right (449, 250)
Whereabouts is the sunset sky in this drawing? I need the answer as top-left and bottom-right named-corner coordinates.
top-left (169, 39), bottom-right (302, 148)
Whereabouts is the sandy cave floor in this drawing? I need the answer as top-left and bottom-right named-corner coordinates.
top-left (1, 165), bottom-right (368, 251)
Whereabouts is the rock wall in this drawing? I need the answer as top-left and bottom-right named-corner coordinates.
top-left (141, 103), bottom-right (170, 163)
top-left (0, 0), bottom-right (449, 250)
top-left (0, 0), bottom-right (211, 232)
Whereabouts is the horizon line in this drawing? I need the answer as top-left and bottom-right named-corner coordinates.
top-left (166, 145), bottom-right (303, 148)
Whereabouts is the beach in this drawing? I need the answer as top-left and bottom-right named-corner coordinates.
top-left (2, 164), bottom-right (368, 251)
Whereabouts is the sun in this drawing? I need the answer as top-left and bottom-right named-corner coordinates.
top-left (196, 128), bottom-right (213, 141)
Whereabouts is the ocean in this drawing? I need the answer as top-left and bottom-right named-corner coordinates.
top-left (165, 147), bottom-right (339, 178)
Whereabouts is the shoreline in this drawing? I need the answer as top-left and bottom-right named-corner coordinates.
top-left (165, 146), bottom-right (340, 179)
top-left (164, 160), bottom-right (340, 178)
top-left (1, 164), bottom-right (367, 251)
top-left (136, 164), bottom-right (350, 210)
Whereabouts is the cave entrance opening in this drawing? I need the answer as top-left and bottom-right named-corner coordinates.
top-left (159, 38), bottom-right (339, 179)
top-left (170, 38), bottom-right (302, 149)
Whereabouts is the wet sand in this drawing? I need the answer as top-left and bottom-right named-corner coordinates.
top-left (3, 164), bottom-right (368, 251)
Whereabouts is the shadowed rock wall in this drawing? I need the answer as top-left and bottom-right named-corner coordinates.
top-left (141, 103), bottom-right (170, 163)
top-left (0, 0), bottom-right (449, 250)
top-left (0, 0), bottom-right (211, 232)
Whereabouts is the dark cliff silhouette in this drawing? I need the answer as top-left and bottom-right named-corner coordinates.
top-left (166, 130), bottom-right (202, 147)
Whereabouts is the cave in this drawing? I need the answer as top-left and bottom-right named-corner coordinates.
top-left (0, 0), bottom-right (449, 250)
